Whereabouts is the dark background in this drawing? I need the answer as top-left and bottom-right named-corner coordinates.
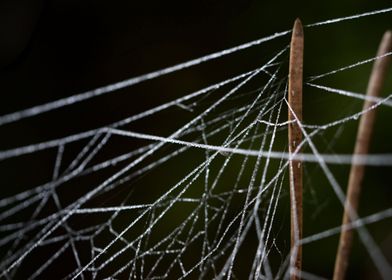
top-left (1, 0), bottom-right (392, 145)
top-left (0, 0), bottom-right (392, 279)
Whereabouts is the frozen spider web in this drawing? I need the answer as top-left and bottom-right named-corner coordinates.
top-left (1, 7), bottom-right (392, 280)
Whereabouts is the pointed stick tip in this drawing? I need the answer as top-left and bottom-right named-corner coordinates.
top-left (378, 30), bottom-right (392, 56)
top-left (294, 18), bottom-right (302, 25)
top-left (382, 30), bottom-right (392, 41)
top-left (293, 18), bottom-right (303, 37)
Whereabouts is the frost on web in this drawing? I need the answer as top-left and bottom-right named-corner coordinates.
top-left (1, 8), bottom-right (392, 280)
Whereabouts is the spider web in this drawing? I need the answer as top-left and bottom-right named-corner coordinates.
top-left (1, 7), bottom-right (392, 280)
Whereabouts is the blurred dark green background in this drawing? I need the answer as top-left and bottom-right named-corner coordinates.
top-left (0, 0), bottom-right (391, 279)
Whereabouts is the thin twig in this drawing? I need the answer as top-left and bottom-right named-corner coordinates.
top-left (333, 30), bottom-right (392, 280)
top-left (288, 18), bottom-right (304, 280)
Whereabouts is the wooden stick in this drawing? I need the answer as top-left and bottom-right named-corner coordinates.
top-left (288, 18), bottom-right (304, 280)
top-left (333, 30), bottom-right (392, 280)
